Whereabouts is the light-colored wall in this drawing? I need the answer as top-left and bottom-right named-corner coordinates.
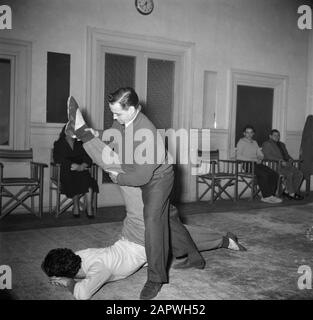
top-left (0, 0), bottom-right (311, 209)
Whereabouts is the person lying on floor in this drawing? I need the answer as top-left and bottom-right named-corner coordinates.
top-left (42, 186), bottom-right (246, 300)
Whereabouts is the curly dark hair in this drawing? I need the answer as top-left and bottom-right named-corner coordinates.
top-left (41, 248), bottom-right (82, 278)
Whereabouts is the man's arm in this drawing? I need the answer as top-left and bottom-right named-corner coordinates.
top-left (281, 142), bottom-right (293, 161)
top-left (73, 262), bottom-right (111, 300)
top-left (262, 141), bottom-right (280, 161)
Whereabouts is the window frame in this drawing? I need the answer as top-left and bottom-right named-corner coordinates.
top-left (0, 55), bottom-right (15, 149)
top-left (102, 47), bottom-right (180, 130)
top-left (0, 38), bottom-right (32, 150)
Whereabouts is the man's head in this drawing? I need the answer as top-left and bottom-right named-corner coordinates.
top-left (269, 129), bottom-right (280, 142)
top-left (108, 87), bottom-right (139, 125)
top-left (243, 125), bottom-right (255, 140)
top-left (41, 248), bottom-right (81, 278)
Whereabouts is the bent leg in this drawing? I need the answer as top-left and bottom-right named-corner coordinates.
top-left (169, 205), bottom-right (222, 255)
top-left (184, 224), bottom-right (223, 252)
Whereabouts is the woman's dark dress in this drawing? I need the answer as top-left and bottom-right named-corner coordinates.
top-left (53, 138), bottom-right (99, 198)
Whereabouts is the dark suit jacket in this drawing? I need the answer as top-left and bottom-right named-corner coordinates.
top-left (262, 139), bottom-right (292, 161)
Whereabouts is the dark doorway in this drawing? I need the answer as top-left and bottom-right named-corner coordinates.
top-left (235, 85), bottom-right (274, 146)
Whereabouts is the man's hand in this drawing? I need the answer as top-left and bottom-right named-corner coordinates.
top-left (84, 128), bottom-right (99, 138)
top-left (71, 163), bottom-right (87, 171)
top-left (49, 277), bottom-right (73, 288)
top-left (108, 170), bottom-right (119, 183)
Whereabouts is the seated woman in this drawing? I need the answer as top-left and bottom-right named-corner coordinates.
top-left (236, 125), bottom-right (282, 204)
top-left (53, 126), bottom-right (99, 218)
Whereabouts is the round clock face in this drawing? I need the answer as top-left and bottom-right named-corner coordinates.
top-left (135, 0), bottom-right (154, 15)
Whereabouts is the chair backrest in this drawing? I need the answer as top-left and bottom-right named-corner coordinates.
top-left (0, 149), bottom-right (33, 163)
top-left (198, 149), bottom-right (219, 161)
top-left (196, 149), bottom-right (219, 175)
top-left (262, 159), bottom-right (279, 172)
top-left (50, 149), bottom-right (60, 182)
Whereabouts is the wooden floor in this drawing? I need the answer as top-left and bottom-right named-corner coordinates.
top-left (1, 192), bottom-right (312, 232)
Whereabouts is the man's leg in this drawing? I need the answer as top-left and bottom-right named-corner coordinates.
top-left (169, 205), bottom-right (247, 259)
top-left (168, 205), bottom-right (205, 269)
top-left (169, 205), bottom-right (221, 254)
top-left (292, 167), bottom-right (304, 194)
top-left (83, 137), bottom-right (123, 173)
top-left (255, 164), bottom-right (278, 197)
top-left (141, 171), bottom-right (172, 283)
top-left (280, 166), bottom-right (294, 194)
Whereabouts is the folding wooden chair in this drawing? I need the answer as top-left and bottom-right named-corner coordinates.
top-left (49, 151), bottom-right (98, 218)
top-left (237, 160), bottom-right (259, 201)
top-left (196, 150), bottom-right (238, 204)
top-left (0, 149), bottom-right (47, 219)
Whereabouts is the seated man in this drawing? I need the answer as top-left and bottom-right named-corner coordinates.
top-left (42, 186), bottom-right (246, 300)
top-left (262, 129), bottom-right (304, 200)
top-left (236, 125), bottom-right (282, 204)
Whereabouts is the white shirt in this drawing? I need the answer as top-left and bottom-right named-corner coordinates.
top-left (73, 238), bottom-right (146, 300)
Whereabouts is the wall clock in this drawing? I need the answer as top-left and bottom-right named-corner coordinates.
top-left (135, 0), bottom-right (154, 15)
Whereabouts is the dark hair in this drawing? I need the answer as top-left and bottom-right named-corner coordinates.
top-left (107, 87), bottom-right (139, 110)
top-left (41, 248), bottom-right (81, 278)
top-left (243, 125), bottom-right (255, 133)
top-left (270, 129), bottom-right (280, 135)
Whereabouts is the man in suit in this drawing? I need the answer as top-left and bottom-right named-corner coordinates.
top-left (262, 129), bottom-right (304, 200)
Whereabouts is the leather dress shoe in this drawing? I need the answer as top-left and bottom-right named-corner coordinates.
top-left (140, 281), bottom-right (162, 300)
top-left (173, 257), bottom-right (206, 270)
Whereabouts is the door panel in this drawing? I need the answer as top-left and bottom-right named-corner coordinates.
top-left (235, 85), bottom-right (274, 146)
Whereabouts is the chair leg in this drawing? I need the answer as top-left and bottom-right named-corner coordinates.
top-left (31, 189), bottom-right (35, 215)
top-left (0, 186), bottom-right (2, 217)
top-left (49, 183), bottom-right (52, 215)
top-left (234, 178), bottom-right (238, 201)
top-left (306, 177), bottom-right (311, 196)
top-left (56, 186), bottom-right (61, 218)
top-left (210, 180), bottom-right (215, 204)
top-left (92, 192), bottom-right (97, 216)
top-left (39, 183), bottom-right (44, 218)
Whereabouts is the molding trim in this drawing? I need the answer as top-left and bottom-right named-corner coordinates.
top-left (228, 68), bottom-right (289, 158)
top-left (0, 38), bottom-right (32, 149)
top-left (31, 122), bottom-right (64, 135)
top-left (86, 27), bottom-right (196, 201)
top-left (286, 130), bottom-right (302, 137)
